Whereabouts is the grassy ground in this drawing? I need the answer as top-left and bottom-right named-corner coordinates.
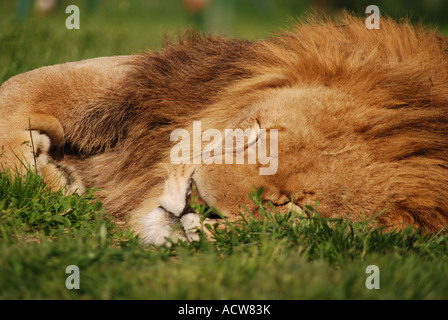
top-left (0, 0), bottom-right (311, 83)
top-left (1, 0), bottom-right (448, 301)
top-left (1, 169), bottom-right (448, 300)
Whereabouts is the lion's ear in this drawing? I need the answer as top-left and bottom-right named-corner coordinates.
top-left (27, 113), bottom-right (65, 146)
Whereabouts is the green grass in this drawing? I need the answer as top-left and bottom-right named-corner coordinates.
top-left (1, 169), bottom-right (448, 300)
top-left (2, 0), bottom-right (448, 300)
top-left (0, 0), bottom-right (309, 84)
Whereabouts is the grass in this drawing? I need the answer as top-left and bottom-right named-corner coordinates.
top-left (1, 169), bottom-right (448, 300)
top-left (0, 0), bottom-right (309, 84)
top-left (1, 0), bottom-right (448, 301)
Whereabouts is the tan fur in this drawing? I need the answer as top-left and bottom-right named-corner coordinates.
top-left (1, 14), bottom-right (448, 244)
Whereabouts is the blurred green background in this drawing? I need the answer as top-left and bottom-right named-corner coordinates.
top-left (1, 0), bottom-right (448, 83)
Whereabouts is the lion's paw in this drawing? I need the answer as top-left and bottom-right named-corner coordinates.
top-left (14, 130), bottom-right (85, 194)
top-left (17, 130), bottom-right (51, 171)
top-left (180, 213), bottom-right (201, 242)
top-left (139, 207), bottom-right (201, 245)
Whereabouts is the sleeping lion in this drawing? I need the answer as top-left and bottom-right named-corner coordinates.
top-left (1, 15), bottom-right (448, 245)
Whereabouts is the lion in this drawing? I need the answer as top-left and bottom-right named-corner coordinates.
top-left (1, 14), bottom-right (448, 245)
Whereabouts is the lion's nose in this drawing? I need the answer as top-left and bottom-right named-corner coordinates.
top-left (268, 193), bottom-right (303, 214)
top-left (275, 194), bottom-right (290, 206)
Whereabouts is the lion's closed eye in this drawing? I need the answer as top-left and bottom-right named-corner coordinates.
top-left (225, 119), bottom-right (261, 154)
